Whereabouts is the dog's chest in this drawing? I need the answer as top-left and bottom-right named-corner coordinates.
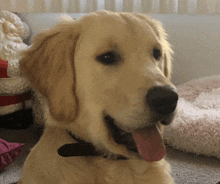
top-left (79, 158), bottom-right (151, 184)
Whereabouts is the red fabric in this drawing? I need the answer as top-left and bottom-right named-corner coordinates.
top-left (0, 91), bottom-right (32, 106)
top-left (0, 138), bottom-right (24, 170)
top-left (0, 59), bottom-right (9, 78)
top-left (0, 95), bottom-right (22, 106)
top-left (0, 59), bottom-right (32, 106)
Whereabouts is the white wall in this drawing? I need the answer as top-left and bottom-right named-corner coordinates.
top-left (151, 14), bottom-right (220, 85)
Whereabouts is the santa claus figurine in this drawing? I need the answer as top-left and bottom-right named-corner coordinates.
top-left (0, 11), bottom-right (33, 129)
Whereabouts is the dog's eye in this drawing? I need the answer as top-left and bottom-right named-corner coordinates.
top-left (153, 48), bottom-right (162, 60)
top-left (96, 51), bottom-right (118, 65)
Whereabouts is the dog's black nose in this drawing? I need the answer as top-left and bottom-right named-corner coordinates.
top-left (146, 85), bottom-right (178, 115)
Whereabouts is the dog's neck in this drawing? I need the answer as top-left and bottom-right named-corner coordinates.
top-left (57, 130), bottom-right (128, 160)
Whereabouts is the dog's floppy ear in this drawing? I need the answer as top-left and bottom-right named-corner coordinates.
top-left (131, 13), bottom-right (173, 80)
top-left (163, 43), bottom-right (173, 80)
top-left (145, 16), bottom-right (173, 80)
top-left (20, 19), bottom-right (80, 123)
top-left (150, 19), bottom-right (173, 80)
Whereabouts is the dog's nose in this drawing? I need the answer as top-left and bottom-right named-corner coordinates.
top-left (146, 85), bottom-right (178, 115)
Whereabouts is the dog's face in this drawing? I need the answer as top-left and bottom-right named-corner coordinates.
top-left (20, 11), bottom-right (178, 161)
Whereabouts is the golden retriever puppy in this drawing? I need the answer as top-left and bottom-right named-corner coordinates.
top-left (18, 11), bottom-right (178, 184)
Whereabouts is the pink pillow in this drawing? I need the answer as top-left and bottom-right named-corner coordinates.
top-left (0, 138), bottom-right (24, 170)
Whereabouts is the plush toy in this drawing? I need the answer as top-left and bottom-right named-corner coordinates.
top-left (0, 10), bottom-right (32, 129)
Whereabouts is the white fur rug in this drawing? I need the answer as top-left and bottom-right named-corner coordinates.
top-left (164, 75), bottom-right (220, 159)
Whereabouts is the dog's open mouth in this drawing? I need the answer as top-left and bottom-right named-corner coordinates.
top-left (104, 115), bottom-right (138, 153)
top-left (104, 114), bottom-right (166, 162)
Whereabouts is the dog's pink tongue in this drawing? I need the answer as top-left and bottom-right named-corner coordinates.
top-left (133, 126), bottom-right (166, 162)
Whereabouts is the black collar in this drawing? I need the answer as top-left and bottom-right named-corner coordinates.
top-left (57, 130), bottom-right (127, 160)
top-left (58, 131), bottom-right (101, 157)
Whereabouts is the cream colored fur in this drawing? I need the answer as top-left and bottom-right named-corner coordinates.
top-left (18, 11), bottom-right (176, 184)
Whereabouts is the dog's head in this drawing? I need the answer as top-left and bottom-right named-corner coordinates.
top-left (20, 11), bottom-right (178, 161)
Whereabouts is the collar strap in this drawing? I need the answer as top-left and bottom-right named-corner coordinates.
top-left (58, 131), bottom-right (101, 157)
top-left (57, 131), bottom-right (128, 160)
